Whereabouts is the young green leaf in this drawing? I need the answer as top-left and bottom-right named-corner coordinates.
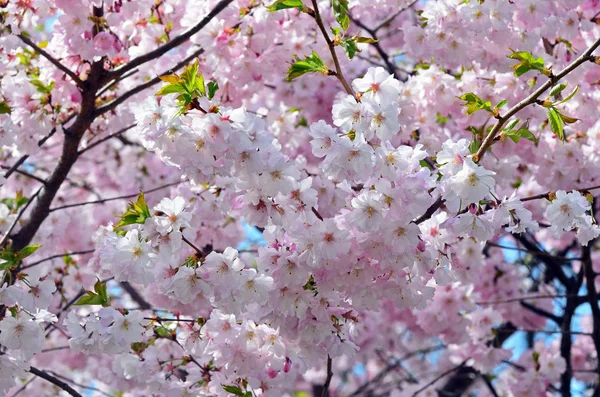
top-left (504, 118), bottom-right (520, 132)
top-left (505, 127), bottom-right (537, 144)
top-left (285, 51), bottom-right (329, 81)
top-left (15, 245), bottom-right (41, 261)
top-left (222, 385), bottom-right (244, 396)
top-left (331, 0), bottom-right (350, 31)
top-left (155, 84), bottom-right (187, 96)
top-left (547, 108), bottom-right (564, 141)
top-left (355, 36), bottom-right (378, 44)
top-left (0, 101), bottom-right (11, 114)
top-left (267, 0), bottom-right (304, 11)
top-left (457, 92), bottom-right (493, 115)
top-left (341, 38), bottom-right (359, 60)
top-left (207, 81), bottom-right (219, 100)
top-left (554, 85), bottom-right (579, 105)
top-left (507, 50), bottom-right (550, 77)
top-left (117, 192), bottom-right (151, 227)
top-left (549, 83), bottom-right (567, 98)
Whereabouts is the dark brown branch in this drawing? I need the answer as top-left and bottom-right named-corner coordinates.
top-left (412, 359), bottom-right (468, 396)
top-left (321, 355), bottom-right (333, 397)
top-left (121, 281), bottom-right (152, 310)
top-left (413, 196), bottom-right (444, 224)
top-left (182, 234), bottom-right (204, 255)
top-left (17, 35), bottom-right (83, 87)
top-left (95, 47), bottom-right (205, 117)
top-left (348, 16), bottom-right (399, 80)
top-left (107, 0), bottom-right (233, 79)
top-left (583, 244), bottom-right (600, 377)
top-left (520, 301), bottom-right (562, 324)
top-left (28, 367), bottom-right (83, 397)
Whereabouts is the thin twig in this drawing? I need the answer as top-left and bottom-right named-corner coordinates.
top-left (78, 124), bottom-right (137, 154)
top-left (17, 35), bottom-right (83, 87)
top-left (310, 0), bottom-right (356, 98)
top-left (521, 183), bottom-right (600, 202)
top-left (21, 249), bottom-right (95, 270)
top-left (49, 180), bottom-right (183, 212)
top-left (107, 0), bottom-right (233, 79)
top-left (0, 185), bottom-right (43, 248)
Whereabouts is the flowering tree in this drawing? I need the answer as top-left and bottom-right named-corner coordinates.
top-left (1, 0), bottom-right (600, 395)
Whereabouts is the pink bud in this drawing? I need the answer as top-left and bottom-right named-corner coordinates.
top-left (283, 357), bottom-right (292, 373)
top-left (468, 203), bottom-right (478, 214)
top-left (417, 240), bottom-right (426, 252)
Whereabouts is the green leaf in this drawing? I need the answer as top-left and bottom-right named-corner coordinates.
top-left (504, 118), bottom-right (520, 131)
top-left (267, 0), bottom-right (303, 11)
top-left (469, 132), bottom-right (482, 154)
top-left (508, 50), bottom-right (549, 77)
top-left (0, 101), bottom-right (11, 114)
top-left (207, 81), bottom-right (219, 100)
top-left (30, 79), bottom-right (54, 94)
top-left (496, 100), bottom-right (508, 109)
top-left (355, 36), bottom-right (378, 44)
top-left (341, 38), bottom-right (359, 60)
top-left (558, 111), bottom-right (578, 124)
top-left (549, 83), bottom-right (567, 98)
top-left (158, 74), bottom-right (183, 85)
top-left (156, 84), bottom-right (187, 96)
top-left (222, 385), bottom-right (244, 396)
top-left (75, 279), bottom-right (110, 306)
top-left (457, 92), bottom-right (493, 116)
top-left (74, 292), bottom-right (106, 306)
top-left (504, 127), bottom-right (537, 144)
top-left (15, 245), bottom-right (41, 261)
top-left (285, 51), bottom-right (328, 81)
top-left (117, 192), bottom-right (151, 227)
top-left (436, 113), bottom-right (450, 125)
top-left (331, 0), bottom-right (350, 31)
top-left (554, 85), bottom-right (579, 105)
top-left (94, 278), bottom-right (108, 302)
top-left (547, 108), bottom-right (564, 141)
top-left (154, 325), bottom-right (174, 339)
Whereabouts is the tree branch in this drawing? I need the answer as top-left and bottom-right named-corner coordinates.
top-left (77, 124), bottom-right (137, 154)
top-left (28, 367), bottom-right (83, 397)
top-left (474, 36), bottom-right (600, 163)
top-left (121, 281), bottom-right (152, 310)
top-left (106, 0), bottom-right (233, 79)
top-left (17, 35), bottom-right (83, 87)
top-left (310, 0), bottom-right (356, 98)
top-left (321, 355), bottom-right (333, 397)
top-left (95, 47), bottom-right (205, 117)
top-left (49, 180), bottom-right (183, 212)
